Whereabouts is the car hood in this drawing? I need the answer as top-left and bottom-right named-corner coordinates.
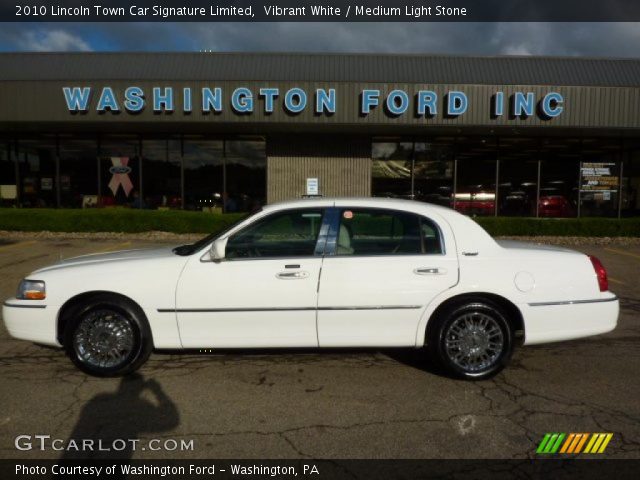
top-left (33, 247), bottom-right (179, 273)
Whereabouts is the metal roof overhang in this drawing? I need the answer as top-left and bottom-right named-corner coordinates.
top-left (1, 121), bottom-right (639, 139)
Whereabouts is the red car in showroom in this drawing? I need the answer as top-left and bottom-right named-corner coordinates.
top-left (538, 187), bottom-right (576, 217)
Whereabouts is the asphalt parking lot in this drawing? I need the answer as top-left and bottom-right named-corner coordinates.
top-left (0, 236), bottom-right (638, 460)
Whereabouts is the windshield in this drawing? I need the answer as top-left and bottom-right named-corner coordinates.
top-left (172, 211), bottom-right (255, 256)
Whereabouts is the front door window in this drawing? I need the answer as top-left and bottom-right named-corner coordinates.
top-left (226, 209), bottom-right (324, 259)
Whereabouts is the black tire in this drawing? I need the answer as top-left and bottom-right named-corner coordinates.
top-left (63, 294), bottom-right (153, 377)
top-left (427, 300), bottom-right (513, 380)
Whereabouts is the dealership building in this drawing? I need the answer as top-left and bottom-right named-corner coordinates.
top-left (0, 52), bottom-right (639, 217)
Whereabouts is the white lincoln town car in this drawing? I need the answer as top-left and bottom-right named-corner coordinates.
top-left (3, 198), bottom-right (618, 379)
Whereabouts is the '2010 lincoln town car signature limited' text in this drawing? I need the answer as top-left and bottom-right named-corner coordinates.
top-left (3, 198), bottom-right (618, 380)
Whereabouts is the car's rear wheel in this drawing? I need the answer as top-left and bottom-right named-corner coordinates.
top-left (428, 300), bottom-right (513, 380)
top-left (63, 295), bottom-right (152, 376)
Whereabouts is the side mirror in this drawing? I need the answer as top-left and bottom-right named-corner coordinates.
top-left (210, 237), bottom-right (228, 261)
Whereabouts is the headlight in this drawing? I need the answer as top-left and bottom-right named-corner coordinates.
top-left (16, 280), bottom-right (46, 300)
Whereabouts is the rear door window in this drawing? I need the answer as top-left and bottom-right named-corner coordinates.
top-left (335, 208), bottom-right (443, 256)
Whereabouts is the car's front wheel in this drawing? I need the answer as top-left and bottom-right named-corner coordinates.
top-left (428, 300), bottom-right (513, 380)
top-left (63, 295), bottom-right (152, 376)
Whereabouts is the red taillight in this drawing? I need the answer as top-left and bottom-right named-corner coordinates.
top-left (589, 255), bottom-right (609, 292)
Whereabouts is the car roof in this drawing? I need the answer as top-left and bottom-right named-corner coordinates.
top-left (264, 196), bottom-right (456, 216)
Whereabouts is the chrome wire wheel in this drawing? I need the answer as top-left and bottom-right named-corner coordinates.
top-left (443, 311), bottom-right (505, 373)
top-left (73, 309), bottom-right (135, 369)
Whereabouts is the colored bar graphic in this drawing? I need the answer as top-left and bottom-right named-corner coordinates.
top-left (584, 433), bottom-right (599, 453)
top-left (536, 433), bottom-right (551, 453)
top-left (537, 433), bottom-right (613, 454)
top-left (597, 433), bottom-right (613, 453)
top-left (574, 433), bottom-right (589, 453)
top-left (537, 433), bottom-right (565, 454)
top-left (559, 433), bottom-right (576, 453)
top-left (584, 433), bottom-right (614, 454)
top-left (536, 433), bottom-right (552, 454)
top-left (544, 433), bottom-right (559, 453)
top-left (585, 433), bottom-right (604, 453)
top-left (550, 433), bottom-right (566, 453)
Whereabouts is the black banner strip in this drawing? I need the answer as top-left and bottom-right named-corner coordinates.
top-left (3, 0), bottom-right (640, 22)
top-left (3, 459), bottom-right (640, 480)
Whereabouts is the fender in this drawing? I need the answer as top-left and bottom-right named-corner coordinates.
top-left (413, 285), bottom-right (525, 347)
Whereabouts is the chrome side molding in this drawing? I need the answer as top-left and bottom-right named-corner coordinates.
top-left (528, 296), bottom-right (618, 307)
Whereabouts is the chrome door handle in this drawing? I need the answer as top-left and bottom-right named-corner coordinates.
top-left (276, 271), bottom-right (309, 279)
top-left (414, 267), bottom-right (447, 275)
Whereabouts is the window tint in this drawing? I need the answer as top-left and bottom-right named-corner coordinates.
top-left (336, 209), bottom-right (442, 256)
top-left (226, 209), bottom-right (324, 259)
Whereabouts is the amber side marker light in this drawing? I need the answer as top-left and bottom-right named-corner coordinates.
top-left (588, 255), bottom-right (609, 292)
top-left (16, 280), bottom-right (46, 300)
top-left (23, 290), bottom-right (46, 300)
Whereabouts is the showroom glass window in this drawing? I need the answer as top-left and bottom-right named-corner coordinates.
top-left (0, 141), bottom-right (17, 207)
top-left (498, 138), bottom-right (539, 217)
top-left (142, 138), bottom-right (182, 209)
top-left (454, 137), bottom-right (498, 216)
top-left (413, 138), bottom-right (454, 208)
top-left (371, 140), bottom-right (413, 199)
top-left (59, 138), bottom-right (98, 208)
top-left (539, 138), bottom-right (580, 218)
top-left (226, 209), bottom-right (324, 258)
top-left (183, 138), bottom-right (224, 212)
top-left (621, 140), bottom-right (640, 217)
top-left (17, 138), bottom-right (57, 208)
top-left (336, 208), bottom-right (443, 256)
top-left (99, 136), bottom-right (140, 207)
top-left (579, 139), bottom-right (621, 218)
top-left (225, 139), bottom-right (266, 213)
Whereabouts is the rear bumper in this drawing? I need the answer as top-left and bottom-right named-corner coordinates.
top-left (521, 295), bottom-right (618, 345)
top-left (2, 299), bottom-right (61, 347)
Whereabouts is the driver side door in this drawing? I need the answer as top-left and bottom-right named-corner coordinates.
top-left (175, 208), bottom-right (326, 348)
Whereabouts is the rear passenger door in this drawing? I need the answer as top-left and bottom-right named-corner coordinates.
top-left (317, 207), bottom-right (459, 347)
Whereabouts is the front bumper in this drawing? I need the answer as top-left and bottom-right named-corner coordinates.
top-left (521, 295), bottom-right (619, 345)
top-left (2, 299), bottom-right (61, 347)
